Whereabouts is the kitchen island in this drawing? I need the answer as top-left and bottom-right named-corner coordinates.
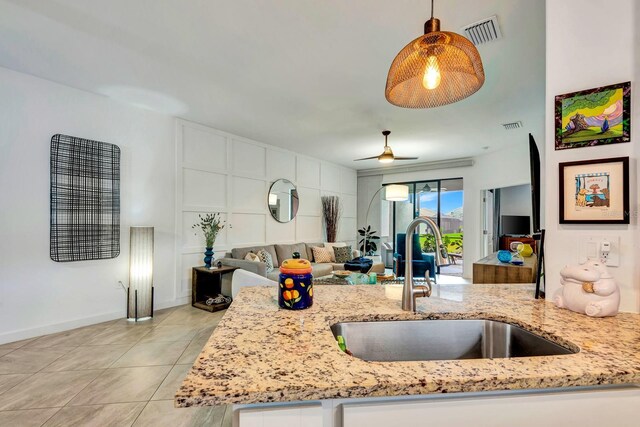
top-left (176, 284), bottom-right (640, 426)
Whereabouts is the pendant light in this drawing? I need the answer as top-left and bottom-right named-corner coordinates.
top-left (385, 0), bottom-right (485, 109)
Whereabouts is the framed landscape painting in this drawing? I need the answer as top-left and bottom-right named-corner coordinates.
top-left (555, 82), bottom-right (630, 150)
top-left (559, 157), bottom-right (629, 224)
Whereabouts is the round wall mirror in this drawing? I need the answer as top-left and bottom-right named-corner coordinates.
top-left (268, 179), bottom-right (299, 223)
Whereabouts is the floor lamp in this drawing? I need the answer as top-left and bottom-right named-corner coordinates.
top-left (362, 184), bottom-right (409, 256)
top-left (128, 226), bottom-right (154, 321)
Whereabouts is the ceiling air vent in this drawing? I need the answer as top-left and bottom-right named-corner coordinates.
top-left (502, 121), bottom-right (523, 130)
top-left (461, 15), bottom-right (502, 45)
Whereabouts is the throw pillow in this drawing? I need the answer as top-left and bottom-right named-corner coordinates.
top-left (324, 242), bottom-right (346, 262)
top-left (333, 245), bottom-right (352, 263)
top-left (311, 246), bottom-right (332, 263)
top-left (305, 243), bottom-right (324, 261)
top-left (256, 249), bottom-right (274, 272)
top-left (244, 252), bottom-right (260, 262)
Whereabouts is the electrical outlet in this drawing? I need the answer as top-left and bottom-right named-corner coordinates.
top-left (577, 235), bottom-right (620, 267)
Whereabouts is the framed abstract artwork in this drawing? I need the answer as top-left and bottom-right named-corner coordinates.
top-left (559, 157), bottom-right (629, 224)
top-left (555, 82), bottom-right (631, 150)
top-left (50, 134), bottom-right (121, 262)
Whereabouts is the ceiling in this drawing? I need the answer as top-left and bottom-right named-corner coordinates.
top-left (0, 0), bottom-right (545, 169)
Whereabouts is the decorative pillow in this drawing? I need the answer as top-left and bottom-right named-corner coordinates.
top-left (311, 246), bottom-right (332, 264)
top-left (334, 245), bottom-right (352, 263)
top-left (324, 242), bottom-right (346, 262)
top-left (305, 242), bottom-right (324, 261)
top-left (244, 252), bottom-right (260, 262)
top-left (256, 249), bottom-right (274, 272)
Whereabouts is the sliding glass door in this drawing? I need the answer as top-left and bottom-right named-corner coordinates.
top-left (393, 178), bottom-right (464, 277)
top-left (439, 180), bottom-right (464, 276)
top-left (415, 181), bottom-right (439, 253)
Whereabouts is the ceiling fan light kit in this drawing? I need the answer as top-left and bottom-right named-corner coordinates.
top-left (385, 0), bottom-right (485, 109)
top-left (378, 149), bottom-right (394, 163)
top-left (354, 130), bottom-right (418, 163)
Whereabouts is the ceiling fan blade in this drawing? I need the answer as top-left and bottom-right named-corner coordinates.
top-left (393, 157), bottom-right (419, 160)
top-left (354, 155), bottom-right (381, 161)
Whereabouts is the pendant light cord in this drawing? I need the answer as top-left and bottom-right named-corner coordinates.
top-left (430, 0), bottom-right (434, 19)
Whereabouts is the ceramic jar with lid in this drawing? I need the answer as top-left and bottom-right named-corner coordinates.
top-left (278, 258), bottom-right (313, 310)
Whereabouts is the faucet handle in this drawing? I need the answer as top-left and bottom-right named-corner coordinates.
top-left (414, 284), bottom-right (431, 298)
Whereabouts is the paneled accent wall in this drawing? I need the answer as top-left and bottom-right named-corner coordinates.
top-left (176, 119), bottom-right (357, 298)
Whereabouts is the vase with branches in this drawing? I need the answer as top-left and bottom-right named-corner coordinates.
top-left (321, 196), bottom-right (341, 242)
top-left (192, 213), bottom-right (226, 268)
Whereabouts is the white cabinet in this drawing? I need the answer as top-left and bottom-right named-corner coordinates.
top-left (341, 387), bottom-right (640, 427)
top-left (233, 386), bottom-right (640, 427)
top-left (237, 403), bottom-right (322, 427)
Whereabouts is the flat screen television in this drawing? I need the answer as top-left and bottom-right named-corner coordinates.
top-left (528, 133), bottom-right (541, 233)
top-left (501, 215), bottom-right (531, 236)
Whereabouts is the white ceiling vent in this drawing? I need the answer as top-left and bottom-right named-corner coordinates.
top-left (502, 121), bottom-right (523, 130)
top-left (461, 15), bottom-right (502, 45)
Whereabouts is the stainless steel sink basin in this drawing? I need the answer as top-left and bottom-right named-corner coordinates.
top-left (331, 319), bottom-right (577, 362)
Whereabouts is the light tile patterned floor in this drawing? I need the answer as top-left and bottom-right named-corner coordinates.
top-left (0, 305), bottom-right (231, 427)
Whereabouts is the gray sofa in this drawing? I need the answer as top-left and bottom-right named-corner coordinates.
top-left (220, 242), bottom-right (360, 281)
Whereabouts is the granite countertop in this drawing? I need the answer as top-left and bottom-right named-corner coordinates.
top-left (175, 284), bottom-right (640, 407)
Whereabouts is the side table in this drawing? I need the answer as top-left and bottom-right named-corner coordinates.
top-left (192, 266), bottom-right (238, 312)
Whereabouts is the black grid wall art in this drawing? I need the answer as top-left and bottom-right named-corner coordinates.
top-left (50, 134), bottom-right (121, 262)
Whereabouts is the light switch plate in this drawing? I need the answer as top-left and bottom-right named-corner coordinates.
top-left (577, 235), bottom-right (620, 267)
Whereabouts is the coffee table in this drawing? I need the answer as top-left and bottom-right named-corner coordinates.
top-left (314, 276), bottom-right (351, 285)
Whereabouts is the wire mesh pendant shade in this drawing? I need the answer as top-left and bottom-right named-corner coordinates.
top-left (385, 19), bottom-right (485, 109)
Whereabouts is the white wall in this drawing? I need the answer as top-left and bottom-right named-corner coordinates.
top-left (0, 67), bottom-right (177, 343)
top-left (0, 68), bottom-right (358, 343)
top-left (362, 142), bottom-right (533, 279)
top-left (176, 120), bottom-right (358, 300)
top-left (545, 0), bottom-right (640, 312)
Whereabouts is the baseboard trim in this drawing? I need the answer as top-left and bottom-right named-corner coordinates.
top-left (0, 297), bottom-right (191, 345)
top-left (0, 310), bottom-right (125, 345)
top-left (157, 296), bottom-right (190, 310)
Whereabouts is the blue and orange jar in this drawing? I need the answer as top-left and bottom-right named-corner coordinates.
top-left (278, 258), bottom-right (313, 310)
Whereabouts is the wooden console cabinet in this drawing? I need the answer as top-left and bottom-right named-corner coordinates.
top-left (473, 253), bottom-right (537, 284)
top-left (499, 236), bottom-right (537, 253)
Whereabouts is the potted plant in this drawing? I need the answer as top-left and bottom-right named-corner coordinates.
top-left (192, 213), bottom-right (225, 268)
top-left (358, 225), bottom-right (380, 256)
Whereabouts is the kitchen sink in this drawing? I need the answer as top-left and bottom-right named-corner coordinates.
top-left (331, 319), bottom-right (577, 362)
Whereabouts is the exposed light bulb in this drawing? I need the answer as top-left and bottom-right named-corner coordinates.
top-left (422, 55), bottom-right (441, 90)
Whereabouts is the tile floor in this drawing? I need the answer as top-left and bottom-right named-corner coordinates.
top-left (0, 305), bottom-right (231, 427)
top-left (435, 273), bottom-right (471, 285)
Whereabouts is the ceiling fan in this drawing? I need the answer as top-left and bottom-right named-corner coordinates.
top-left (354, 130), bottom-right (418, 163)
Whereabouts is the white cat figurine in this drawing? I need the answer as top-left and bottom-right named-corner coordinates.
top-left (554, 259), bottom-right (620, 317)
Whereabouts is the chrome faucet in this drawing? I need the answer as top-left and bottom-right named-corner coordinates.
top-left (402, 216), bottom-right (449, 312)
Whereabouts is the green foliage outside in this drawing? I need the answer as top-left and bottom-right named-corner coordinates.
top-left (443, 233), bottom-right (463, 254)
top-left (419, 233), bottom-right (463, 254)
top-left (419, 234), bottom-right (436, 252)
